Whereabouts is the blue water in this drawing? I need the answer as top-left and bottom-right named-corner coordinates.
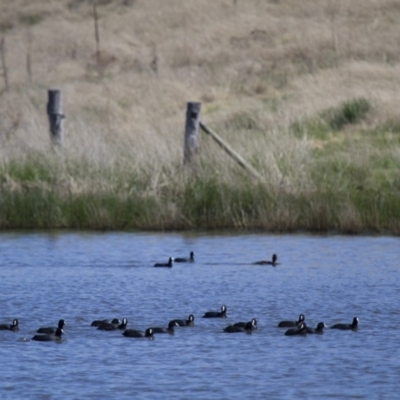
top-left (1, 232), bottom-right (400, 399)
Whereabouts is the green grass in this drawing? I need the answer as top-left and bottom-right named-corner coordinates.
top-left (291, 97), bottom-right (372, 139)
top-left (1, 99), bottom-right (400, 234)
top-left (19, 12), bottom-right (45, 26)
top-left (1, 156), bottom-right (400, 233)
top-left (6, 157), bottom-right (56, 183)
top-left (321, 97), bottom-right (371, 131)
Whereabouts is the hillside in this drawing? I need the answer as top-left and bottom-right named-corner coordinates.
top-left (1, 0), bottom-right (400, 232)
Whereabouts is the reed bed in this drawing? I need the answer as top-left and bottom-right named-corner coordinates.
top-left (0, 0), bottom-right (400, 233)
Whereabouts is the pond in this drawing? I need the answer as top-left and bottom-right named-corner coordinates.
top-left (0, 232), bottom-right (399, 399)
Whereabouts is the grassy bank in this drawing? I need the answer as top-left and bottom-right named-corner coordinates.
top-left (1, 1), bottom-right (400, 233)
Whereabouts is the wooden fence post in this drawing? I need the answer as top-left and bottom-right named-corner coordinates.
top-left (47, 89), bottom-right (65, 147)
top-left (26, 30), bottom-right (32, 84)
top-left (0, 36), bottom-right (9, 92)
top-left (93, 0), bottom-right (101, 65)
top-left (184, 102), bottom-right (201, 166)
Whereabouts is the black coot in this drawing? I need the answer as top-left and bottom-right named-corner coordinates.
top-left (253, 254), bottom-right (278, 266)
top-left (202, 305), bottom-right (227, 318)
top-left (307, 322), bottom-right (327, 334)
top-left (284, 323), bottom-right (308, 336)
top-left (331, 317), bottom-right (359, 331)
top-left (154, 257), bottom-right (174, 267)
top-left (174, 252), bottom-right (195, 263)
top-left (278, 313), bottom-right (305, 328)
top-left (172, 314), bottom-right (195, 327)
top-left (32, 327), bottom-right (64, 342)
top-left (151, 320), bottom-right (178, 334)
top-left (123, 328), bottom-right (154, 339)
top-left (224, 321), bottom-right (253, 333)
top-left (97, 318), bottom-right (128, 331)
top-left (0, 319), bottom-right (19, 331)
top-left (233, 318), bottom-right (257, 330)
top-left (91, 318), bottom-right (120, 327)
top-left (37, 319), bottom-right (65, 334)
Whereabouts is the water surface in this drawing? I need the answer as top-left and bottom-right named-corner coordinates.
top-left (0, 232), bottom-right (399, 399)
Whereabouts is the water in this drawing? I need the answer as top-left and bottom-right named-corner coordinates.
top-left (0, 232), bottom-right (400, 399)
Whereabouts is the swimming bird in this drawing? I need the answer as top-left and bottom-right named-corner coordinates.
top-left (307, 322), bottom-right (327, 334)
top-left (174, 251), bottom-right (195, 263)
top-left (233, 318), bottom-right (257, 330)
top-left (278, 313), bottom-right (305, 328)
top-left (253, 253), bottom-right (278, 266)
top-left (284, 322), bottom-right (308, 336)
top-left (331, 317), bottom-right (359, 331)
top-left (150, 320), bottom-right (179, 334)
top-left (0, 319), bottom-right (19, 331)
top-left (37, 319), bottom-right (66, 334)
top-left (224, 321), bottom-right (254, 333)
top-left (172, 314), bottom-right (195, 327)
top-left (123, 328), bottom-right (154, 339)
top-left (202, 305), bottom-right (227, 318)
top-left (32, 327), bottom-right (64, 342)
top-left (154, 257), bottom-right (174, 268)
top-left (91, 318), bottom-right (120, 327)
top-left (97, 318), bottom-right (128, 331)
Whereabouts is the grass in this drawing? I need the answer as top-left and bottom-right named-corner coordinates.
top-left (0, 0), bottom-right (400, 234)
top-left (1, 145), bottom-right (399, 233)
top-left (322, 97), bottom-right (371, 131)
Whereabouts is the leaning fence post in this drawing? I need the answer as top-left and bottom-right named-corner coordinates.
top-left (184, 102), bottom-right (201, 166)
top-left (47, 89), bottom-right (65, 147)
top-left (200, 122), bottom-right (265, 182)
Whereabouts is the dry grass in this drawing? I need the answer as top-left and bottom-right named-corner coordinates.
top-left (0, 0), bottom-right (400, 231)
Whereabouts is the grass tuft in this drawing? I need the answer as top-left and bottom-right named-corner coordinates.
top-left (321, 97), bottom-right (371, 131)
